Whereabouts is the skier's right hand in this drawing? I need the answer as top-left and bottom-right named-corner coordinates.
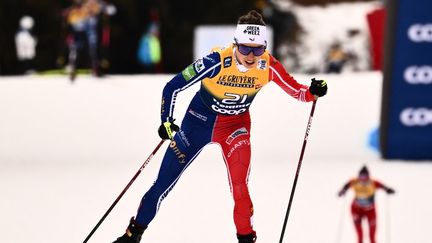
top-left (338, 189), bottom-right (346, 197)
top-left (158, 119), bottom-right (179, 140)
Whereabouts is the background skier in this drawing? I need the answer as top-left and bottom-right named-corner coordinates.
top-left (338, 165), bottom-right (395, 243)
top-left (61, 0), bottom-right (115, 80)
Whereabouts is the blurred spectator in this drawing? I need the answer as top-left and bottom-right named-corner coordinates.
top-left (15, 16), bottom-right (37, 74)
top-left (324, 41), bottom-right (347, 73)
top-left (59, 0), bottom-right (116, 81)
top-left (99, 2), bottom-right (116, 73)
top-left (342, 28), bottom-right (369, 72)
top-left (137, 9), bottom-right (162, 73)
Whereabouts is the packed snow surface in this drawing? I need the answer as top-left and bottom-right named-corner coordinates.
top-left (1, 73), bottom-right (431, 243)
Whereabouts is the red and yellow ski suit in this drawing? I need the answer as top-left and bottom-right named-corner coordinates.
top-left (342, 178), bottom-right (386, 243)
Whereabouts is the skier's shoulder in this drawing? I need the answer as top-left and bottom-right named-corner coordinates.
top-left (267, 53), bottom-right (281, 67)
top-left (196, 49), bottom-right (222, 71)
top-left (349, 178), bottom-right (360, 185)
top-left (180, 51), bottom-right (221, 82)
top-left (210, 43), bottom-right (233, 54)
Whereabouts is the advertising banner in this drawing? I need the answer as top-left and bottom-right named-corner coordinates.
top-left (381, 0), bottom-right (432, 159)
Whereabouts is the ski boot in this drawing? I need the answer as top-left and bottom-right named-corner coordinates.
top-left (237, 231), bottom-right (257, 243)
top-left (112, 217), bottom-right (147, 243)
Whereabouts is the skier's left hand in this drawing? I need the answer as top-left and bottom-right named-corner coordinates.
top-left (309, 78), bottom-right (328, 97)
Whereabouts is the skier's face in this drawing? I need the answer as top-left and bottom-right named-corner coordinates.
top-left (359, 174), bottom-right (369, 182)
top-left (235, 43), bottom-right (265, 69)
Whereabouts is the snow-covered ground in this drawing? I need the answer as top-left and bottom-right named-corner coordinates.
top-left (1, 73), bottom-right (431, 243)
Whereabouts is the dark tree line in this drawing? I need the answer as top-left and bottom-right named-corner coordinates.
top-left (0, 0), bottom-right (373, 75)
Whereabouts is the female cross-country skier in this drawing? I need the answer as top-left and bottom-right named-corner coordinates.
top-left (113, 10), bottom-right (328, 243)
top-left (338, 166), bottom-right (395, 243)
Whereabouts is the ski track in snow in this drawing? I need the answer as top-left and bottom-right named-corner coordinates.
top-left (0, 73), bottom-right (431, 243)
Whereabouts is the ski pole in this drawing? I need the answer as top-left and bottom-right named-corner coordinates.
top-left (279, 100), bottom-right (317, 243)
top-left (83, 139), bottom-right (166, 243)
top-left (335, 194), bottom-right (347, 243)
top-left (385, 194), bottom-right (391, 243)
